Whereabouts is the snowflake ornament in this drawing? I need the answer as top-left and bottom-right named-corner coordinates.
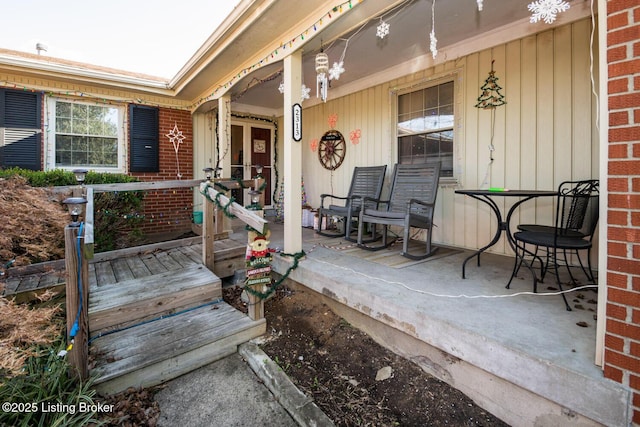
top-left (528, 0), bottom-right (570, 24)
top-left (278, 81), bottom-right (285, 94)
top-left (301, 84), bottom-right (311, 102)
top-left (376, 20), bottom-right (390, 39)
top-left (329, 61), bottom-right (345, 80)
top-left (476, 0), bottom-right (483, 11)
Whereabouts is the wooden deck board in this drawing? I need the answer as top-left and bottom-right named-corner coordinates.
top-left (91, 302), bottom-right (264, 383)
top-left (88, 265), bottom-right (221, 332)
top-left (92, 301), bottom-right (237, 353)
top-left (153, 250), bottom-right (183, 271)
top-left (94, 261), bottom-right (116, 287)
top-left (88, 263), bottom-right (97, 288)
top-left (2, 277), bottom-right (21, 295)
top-left (89, 265), bottom-right (219, 308)
top-left (15, 275), bottom-right (41, 293)
top-left (177, 246), bottom-right (202, 264)
top-left (3, 240), bottom-right (245, 297)
top-left (39, 270), bottom-right (65, 287)
top-left (125, 256), bottom-right (152, 278)
top-left (164, 248), bottom-right (195, 268)
top-left (139, 253), bottom-right (169, 275)
top-left (110, 258), bottom-right (135, 282)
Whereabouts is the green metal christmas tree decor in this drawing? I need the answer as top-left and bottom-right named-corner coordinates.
top-left (475, 60), bottom-right (506, 109)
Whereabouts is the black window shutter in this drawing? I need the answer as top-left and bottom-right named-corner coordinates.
top-left (129, 104), bottom-right (159, 172)
top-left (0, 89), bottom-right (42, 170)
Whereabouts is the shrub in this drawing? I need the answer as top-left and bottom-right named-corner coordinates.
top-left (0, 168), bottom-right (145, 255)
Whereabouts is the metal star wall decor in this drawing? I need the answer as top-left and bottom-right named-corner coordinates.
top-left (166, 123), bottom-right (185, 154)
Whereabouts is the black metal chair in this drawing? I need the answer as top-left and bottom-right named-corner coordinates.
top-left (316, 165), bottom-right (387, 241)
top-left (357, 162), bottom-right (440, 260)
top-left (507, 179), bottom-right (599, 310)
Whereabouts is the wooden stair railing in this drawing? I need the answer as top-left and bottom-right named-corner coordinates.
top-left (200, 180), bottom-right (268, 321)
top-left (62, 177), bottom-right (267, 380)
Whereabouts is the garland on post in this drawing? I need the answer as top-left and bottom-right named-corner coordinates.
top-left (200, 182), bottom-right (238, 219)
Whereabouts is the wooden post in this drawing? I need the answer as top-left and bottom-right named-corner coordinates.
top-left (202, 187), bottom-right (216, 272)
top-left (245, 231), bottom-right (266, 321)
top-left (64, 225), bottom-right (89, 379)
top-left (215, 202), bottom-right (224, 236)
top-left (255, 177), bottom-right (265, 209)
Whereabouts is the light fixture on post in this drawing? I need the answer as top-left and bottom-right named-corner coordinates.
top-left (72, 168), bottom-right (88, 185)
top-left (63, 197), bottom-right (88, 227)
top-left (315, 49), bottom-right (329, 102)
top-left (72, 168), bottom-right (88, 197)
top-left (203, 167), bottom-right (214, 182)
top-left (248, 190), bottom-right (262, 211)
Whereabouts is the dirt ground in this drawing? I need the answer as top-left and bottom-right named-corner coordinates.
top-left (224, 285), bottom-right (509, 426)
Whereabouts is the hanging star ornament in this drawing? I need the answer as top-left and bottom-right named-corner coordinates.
top-left (166, 123), bottom-right (185, 154)
top-left (376, 20), bottom-right (390, 39)
top-left (528, 0), bottom-right (570, 24)
top-left (329, 61), bottom-right (345, 80)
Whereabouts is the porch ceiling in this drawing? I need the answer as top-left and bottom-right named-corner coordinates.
top-left (181, 0), bottom-right (554, 113)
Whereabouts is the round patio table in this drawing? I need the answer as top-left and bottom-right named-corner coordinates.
top-left (455, 188), bottom-right (557, 279)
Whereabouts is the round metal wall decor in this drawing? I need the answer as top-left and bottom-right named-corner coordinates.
top-left (318, 130), bottom-right (346, 170)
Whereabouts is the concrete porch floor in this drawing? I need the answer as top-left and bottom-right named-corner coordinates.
top-left (249, 221), bottom-right (631, 427)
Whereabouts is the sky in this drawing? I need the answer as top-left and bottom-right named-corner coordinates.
top-left (1, 0), bottom-right (241, 78)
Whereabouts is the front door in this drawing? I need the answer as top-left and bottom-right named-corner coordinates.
top-left (230, 123), bottom-right (273, 208)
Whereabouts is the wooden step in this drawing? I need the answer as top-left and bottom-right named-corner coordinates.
top-left (88, 264), bottom-right (221, 334)
top-left (90, 301), bottom-right (266, 394)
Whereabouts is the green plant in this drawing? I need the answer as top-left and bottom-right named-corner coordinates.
top-left (273, 356), bottom-right (291, 373)
top-left (93, 191), bottom-right (145, 252)
top-left (0, 335), bottom-right (105, 427)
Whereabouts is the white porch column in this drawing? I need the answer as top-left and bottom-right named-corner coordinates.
top-left (218, 95), bottom-right (232, 233)
top-left (283, 51), bottom-right (303, 253)
top-left (217, 95), bottom-right (232, 176)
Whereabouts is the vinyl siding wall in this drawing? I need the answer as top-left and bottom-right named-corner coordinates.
top-left (291, 18), bottom-right (598, 257)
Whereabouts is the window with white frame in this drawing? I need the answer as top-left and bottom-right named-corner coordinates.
top-left (397, 80), bottom-right (454, 177)
top-left (47, 98), bottom-right (124, 171)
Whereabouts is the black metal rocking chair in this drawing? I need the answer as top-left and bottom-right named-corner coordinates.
top-left (356, 162), bottom-right (441, 260)
top-left (316, 165), bottom-right (387, 242)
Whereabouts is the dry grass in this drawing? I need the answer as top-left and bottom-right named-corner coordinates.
top-left (0, 291), bottom-right (63, 378)
top-left (0, 175), bottom-right (69, 268)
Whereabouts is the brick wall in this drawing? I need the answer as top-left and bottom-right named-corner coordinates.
top-left (130, 107), bottom-right (195, 237)
top-left (604, 0), bottom-right (640, 424)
